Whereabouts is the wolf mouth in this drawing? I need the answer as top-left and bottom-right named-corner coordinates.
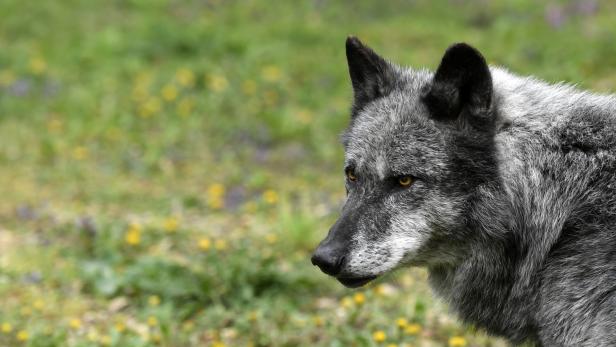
top-left (336, 275), bottom-right (377, 288)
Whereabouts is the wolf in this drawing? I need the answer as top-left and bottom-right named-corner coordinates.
top-left (311, 37), bottom-right (616, 346)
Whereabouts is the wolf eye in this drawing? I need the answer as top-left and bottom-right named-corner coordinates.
top-left (346, 169), bottom-right (357, 182)
top-left (398, 176), bottom-right (413, 187)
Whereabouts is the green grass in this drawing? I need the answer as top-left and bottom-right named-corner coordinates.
top-left (1, 0), bottom-right (615, 346)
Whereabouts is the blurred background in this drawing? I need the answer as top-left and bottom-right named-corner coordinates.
top-left (1, 0), bottom-right (615, 346)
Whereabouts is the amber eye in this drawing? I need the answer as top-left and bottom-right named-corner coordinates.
top-left (398, 176), bottom-right (413, 187)
top-left (346, 169), bottom-right (357, 182)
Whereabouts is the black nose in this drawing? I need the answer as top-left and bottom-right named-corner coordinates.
top-left (311, 246), bottom-right (345, 276)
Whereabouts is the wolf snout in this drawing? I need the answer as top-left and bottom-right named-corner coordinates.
top-left (311, 244), bottom-right (346, 276)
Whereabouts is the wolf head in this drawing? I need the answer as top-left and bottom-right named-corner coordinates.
top-left (311, 37), bottom-right (500, 288)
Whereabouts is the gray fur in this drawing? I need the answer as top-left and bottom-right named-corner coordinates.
top-left (312, 38), bottom-right (616, 346)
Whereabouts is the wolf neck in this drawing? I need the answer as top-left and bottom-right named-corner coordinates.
top-left (491, 66), bottom-right (614, 128)
top-left (426, 68), bottom-right (616, 343)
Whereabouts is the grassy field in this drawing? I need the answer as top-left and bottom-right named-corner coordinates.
top-left (1, 0), bottom-right (616, 346)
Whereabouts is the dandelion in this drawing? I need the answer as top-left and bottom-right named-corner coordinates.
top-left (16, 330), bottom-right (28, 342)
top-left (372, 330), bottom-right (386, 343)
top-left (387, 344), bottom-right (398, 347)
top-left (47, 118), bottom-right (63, 132)
top-left (139, 97), bottom-right (161, 118)
top-left (0, 69), bottom-right (16, 86)
top-left (147, 316), bottom-right (158, 327)
top-left (100, 335), bottom-right (112, 345)
top-left (182, 320), bottom-right (194, 331)
top-left (207, 183), bottom-right (226, 209)
top-left (69, 318), bottom-right (82, 329)
top-left (396, 317), bottom-right (408, 329)
top-left (161, 84), bottom-right (178, 102)
top-left (72, 146), bottom-right (89, 161)
top-left (353, 292), bottom-right (366, 305)
top-left (115, 321), bottom-right (126, 332)
top-left (262, 190), bottom-right (279, 205)
top-left (448, 336), bottom-right (467, 347)
top-left (340, 296), bottom-right (353, 308)
top-left (29, 57), bottom-right (47, 75)
top-left (207, 74), bottom-right (228, 92)
top-left (263, 90), bottom-right (278, 106)
top-left (125, 226), bottom-right (141, 246)
top-left (212, 341), bottom-right (226, 347)
top-left (148, 295), bottom-right (161, 306)
top-left (198, 238), bottom-right (211, 250)
top-left (87, 329), bottom-right (99, 342)
top-left (404, 323), bottom-right (422, 335)
top-left (33, 299), bottom-right (44, 310)
top-left (163, 216), bottom-right (179, 232)
top-left (175, 68), bottom-right (195, 87)
top-left (176, 97), bottom-right (194, 117)
top-left (1, 322), bottom-right (12, 333)
top-left (241, 80), bottom-right (257, 95)
top-left (214, 239), bottom-right (227, 250)
top-left (261, 65), bottom-right (282, 82)
top-left (265, 233), bottom-right (278, 244)
top-left (312, 315), bottom-right (324, 327)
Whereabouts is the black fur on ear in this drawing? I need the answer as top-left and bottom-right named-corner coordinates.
top-left (346, 36), bottom-right (396, 117)
top-left (423, 43), bottom-right (493, 129)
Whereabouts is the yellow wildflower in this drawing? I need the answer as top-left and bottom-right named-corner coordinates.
top-left (353, 292), bottom-right (366, 305)
top-left (448, 336), bottom-right (467, 347)
top-left (396, 317), bottom-right (408, 329)
top-left (115, 321), bottom-right (126, 332)
top-left (87, 329), bottom-right (99, 342)
top-left (176, 97), bottom-right (194, 117)
top-left (387, 344), bottom-right (398, 347)
top-left (261, 65), bottom-right (282, 82)
top-left (207, 183), bottom-right (225, 209)
top-left (100, 335), bottom-right (112, 345)
top-left (265, 233), bottom-right (278, 244)
top-left (241, 80), bottom-right (257, 95)
top-left (33, 299), bottom-right (44, 310)
top-left (207, 74), bottom-right (228, 92)
top-left (212, 341), bottom-right (226, 347)
top-left (372, 330), bottom-right (386, 343)
top-left (262, 190), bottom-right (279, 205)
top-left (152, 333), bottom-right (162, 342)
top-left (340, 296), bottom-right (353, 308)
top-left (163, 216), bottom-right (179, 232)
top-left (198, 238), bottom-right (211, 250)
top-left (161, 84), bottom-right (178, 102)
top-left (0, 69), bottom-right (16, 86)
top-left (215, 239), bottom-right (227, 250)
top-left (296, 109), bottom-right (313, 124)
top-left (404, 323), bottom-right (422, 335)
top-left (147, 316), bottom-right (158, 327)
top-left (175, 68), bottom-right (195, 87)
top-left (47, 118), bottom-right (63, 132)
top-left (313, 315), bottom-right (324, 327)
top-left (29, 57), bottom-right (47, 75)
top-left (148, 295), bottom-right (161, 306)
top-left (1, 322), bottom-right (12, 333)
top-left (182, 320), bottom-right (194, 331)
top-left (16, 330), bottom-right (28, 342)
top-left (72, 146), bottom-right (89, 161)
top-left (139, 97), bottom-right (161, 118)
top-left (125, 227), bottom-right (141, 246)
top-left (69, 318), bottom-right (82, 329)
top-left (263, 90), bottom-right (278, 106)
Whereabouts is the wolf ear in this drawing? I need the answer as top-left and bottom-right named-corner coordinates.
top-left (346, 36), bottom-right (396, 116)
top-left (423, 43), bottom-right (493, 126)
